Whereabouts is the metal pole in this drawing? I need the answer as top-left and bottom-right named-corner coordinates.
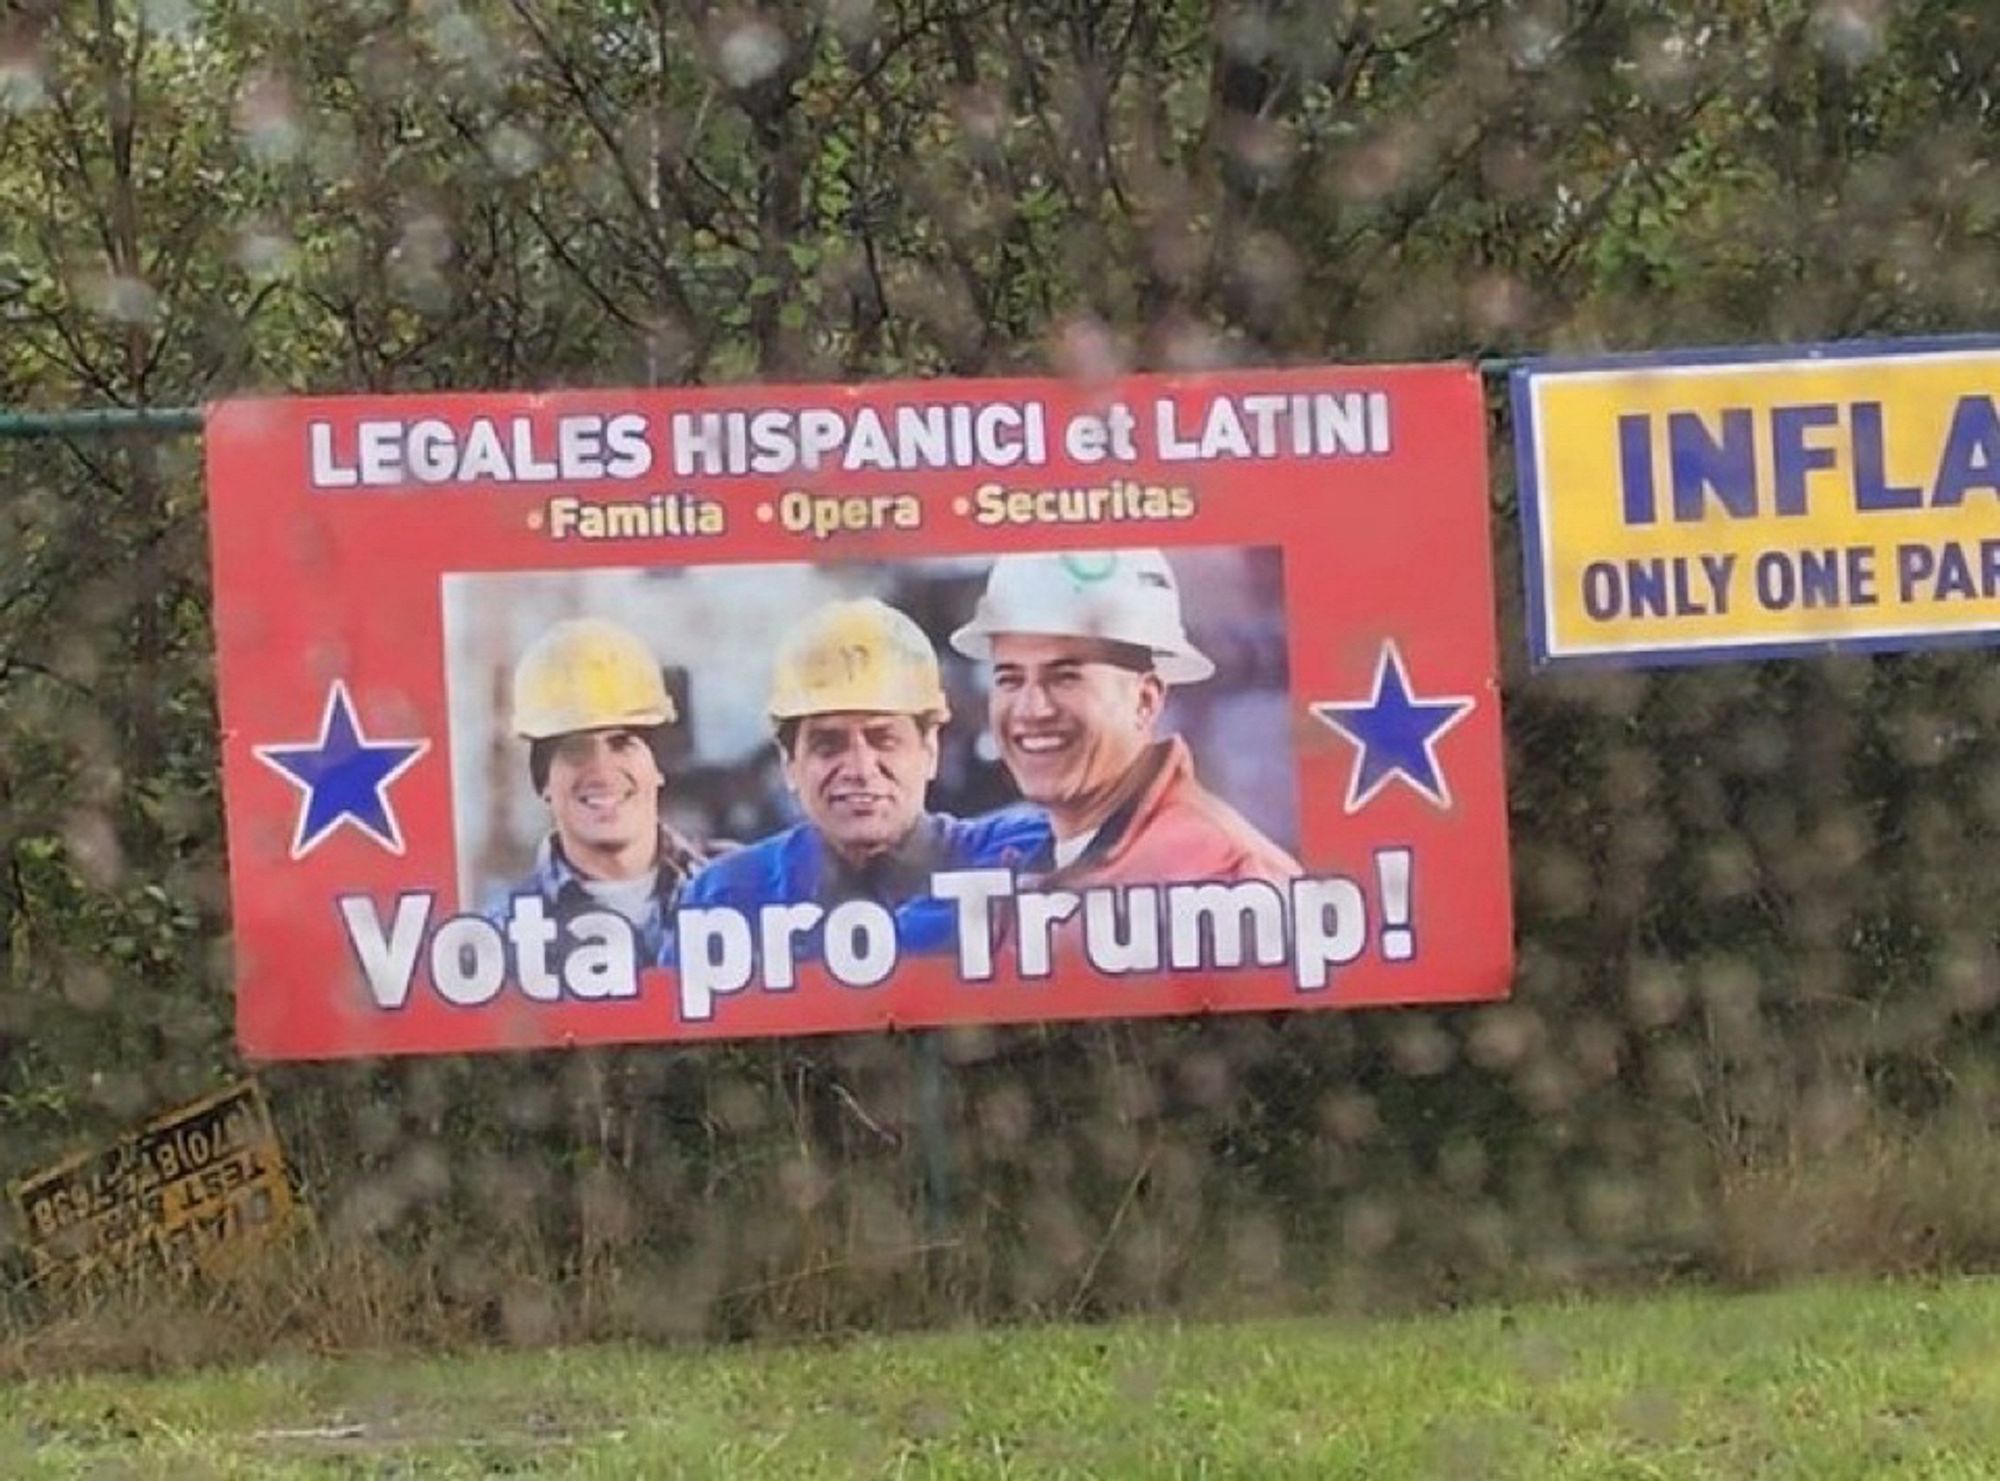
top-left (911, 1030), bottom-right (957, 1239)
top-left (0, 406), bottom-right (202, 440)
top-left (0, 358), bottom-right (1552, 446)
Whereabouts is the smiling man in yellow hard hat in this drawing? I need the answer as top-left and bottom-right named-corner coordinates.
top-left (667, 597), bottom-right (1047, 961)
top-left (494, 616), bottom-right (706, 961)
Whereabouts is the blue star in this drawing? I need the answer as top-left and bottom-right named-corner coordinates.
top-left (1311, 643), bottom-right (1475, 813)
top-left (254, 682), bottom-right (430, 858)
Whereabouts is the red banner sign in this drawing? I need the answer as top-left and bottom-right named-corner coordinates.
top-left (206, 366), bottom-right (1513, 1059)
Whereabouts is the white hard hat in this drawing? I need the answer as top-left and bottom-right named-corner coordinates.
top-left (949, 549), bottom-right (1215, 683)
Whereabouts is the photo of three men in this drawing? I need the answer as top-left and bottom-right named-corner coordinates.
top-left (477, 547), bottom-right (1302, 968)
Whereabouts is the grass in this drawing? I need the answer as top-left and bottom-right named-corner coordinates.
top-left (6, 1274), bottom-right (2000, 1476)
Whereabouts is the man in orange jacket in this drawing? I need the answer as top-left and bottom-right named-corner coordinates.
top-left (949, 548), bottom-right (1301, 890)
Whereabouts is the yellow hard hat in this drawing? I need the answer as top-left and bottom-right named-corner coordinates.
top-left (768, 598), bottom-right (950, 723)
top-left (511, 617), bottom-right (676, 739)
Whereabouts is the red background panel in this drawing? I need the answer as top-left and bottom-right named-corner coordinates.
top-left (205, 366), bottom-right (1513, 1060)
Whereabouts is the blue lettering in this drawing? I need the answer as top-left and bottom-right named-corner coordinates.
top-left (1578, 558), bottom-right (1739, 621)
top-left (1932, 395), bottom-right (2000, 506)
top-left (1797, 548), bottom-right (1844, 608)
top-left (1671, 558), bottom-right (1700, 614)
top-left (1628, 559), bottom-right (1669, 617)
top-left (1770, 403), bottom-right (1839, 516)
top-left (1897, 539), bottom-right (2000, 601)
top-left (1669, 410), bottom-right (1756, 521)
top-left (1581, 562), bottom-right (1622, 620)
top-left (1701, 554), bottom-right (1736, 614)
top-left (1754, 551), bottom-right (1796, 610)
top-left (1897, 542), bottom-right (1935, 601)
top-left (1618, 414), bottom-right (1656, 525)
top-left (1850, 402), bottom-right (1921, 511)
top-left (1742, 546), bottom-right (1877, 609)
top-left (1936, 543), bottom-right (1978, 600)
top-left (1846, 546), bottom-right (1878, 606)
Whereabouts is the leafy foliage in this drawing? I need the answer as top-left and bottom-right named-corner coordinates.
top-left (3, 0), bottom-right (2000, 1345)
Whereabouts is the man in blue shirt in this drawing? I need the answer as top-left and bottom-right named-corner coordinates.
top-left (669, 598), bottom-right (1046, 962)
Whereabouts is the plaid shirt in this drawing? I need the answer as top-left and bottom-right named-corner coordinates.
top-left (503, 824), bottom-right (706, 964)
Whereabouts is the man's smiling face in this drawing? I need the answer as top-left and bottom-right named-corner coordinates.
top-left (543, 728), bottom-right (663, 875)
top-left (987, 633), bottom-right (1162, 832)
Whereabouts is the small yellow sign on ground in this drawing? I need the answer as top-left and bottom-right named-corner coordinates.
top-left (8, 1080), bottom-right (302, 1284)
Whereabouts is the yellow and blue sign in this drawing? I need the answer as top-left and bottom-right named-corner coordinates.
top-left (1511, 336), bottom-right (2000, 667)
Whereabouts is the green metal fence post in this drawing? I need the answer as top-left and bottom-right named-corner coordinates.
top-left (0, 407), bottom-right (203, 440)
top-left (912, 1031), bottom-right (958, 1241)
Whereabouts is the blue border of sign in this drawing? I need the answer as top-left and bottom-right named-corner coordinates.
top-left (1509, 332), bottom-right (2000, 672)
